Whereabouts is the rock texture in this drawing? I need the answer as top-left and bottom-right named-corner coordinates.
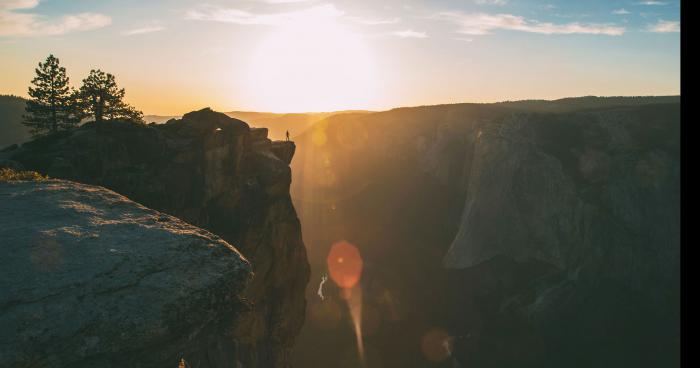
top-left (443, 106), bottom-right (680, 280)
top-left (288, 98), bottom-right (679, 367)
top-left (2, 108), bottom-right (310, 367)
top-left (433, 104), bottom-right (680, 367)
top-left (0, 179), bottom-right (251, 367)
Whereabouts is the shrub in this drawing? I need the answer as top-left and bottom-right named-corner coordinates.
top-left (0, 168), bottom-right (47, 182)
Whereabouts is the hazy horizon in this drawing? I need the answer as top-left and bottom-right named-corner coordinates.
top-left (132, 94), bottom-right (679, 117)
top-left (1, 0), bottom-right (680, 115)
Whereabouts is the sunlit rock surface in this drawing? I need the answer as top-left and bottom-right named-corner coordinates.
top-left (0, 179), bottom-right (251, 367)
top-left (3, 108), bottom-right (310, 367)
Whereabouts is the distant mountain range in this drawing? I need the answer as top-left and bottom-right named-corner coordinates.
top-left (3, 94), bottom-right (679, 149)
top-left (144, 110), bottom-right (372, 141)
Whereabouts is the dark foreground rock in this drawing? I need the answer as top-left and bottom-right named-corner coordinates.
top-left (2, 108), bottom-right (310, 367)
top-left (0, 179), bottom-right (251, 367)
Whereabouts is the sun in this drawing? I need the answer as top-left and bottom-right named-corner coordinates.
top-left (244, 14), bottom-right (380, 112)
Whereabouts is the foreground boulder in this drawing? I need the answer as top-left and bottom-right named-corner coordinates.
top-left (0, 178), bottom-right (251, 367)
top-left (2, 108), bottom-right (310, 367)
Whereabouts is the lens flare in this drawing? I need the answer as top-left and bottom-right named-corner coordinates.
top-left (347, 284), bottom-right (364, 364)
top-left (327, 241), bottom-right (363, 289)
top-left (327, 241), bottom-right (366, 365)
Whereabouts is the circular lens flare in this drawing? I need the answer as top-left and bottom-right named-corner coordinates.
top-left (327, 241), bottom-right (364, 289)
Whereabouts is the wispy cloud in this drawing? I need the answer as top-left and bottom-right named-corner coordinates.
top-left (262, 0), bottom-right (315, 3)
top-left (474, 0), bottom-right (508, 5)
top-left (612, 9), bottom-right (630, 15)
top-left (348, 16), bottom-right (399, 25)
top-left (647, 19), bottom-right (679, 32)
top-left (636, 1), bottom-right (666, 5)
top-left (391, 29), bottom-right (428, 38)
top-left (185, 4), bottom-right (343, 26)
top-left (123, 24), bottom-right (165, 36)
top-left (0, 0), bottom-right (110, 37)
top-left (435, 12), bottom-right (625, 36)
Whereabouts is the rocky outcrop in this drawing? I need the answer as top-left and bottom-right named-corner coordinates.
top-left (2, 108), bottom-right (310, 367)
top-left (0, 179), bottom-right (251, 367)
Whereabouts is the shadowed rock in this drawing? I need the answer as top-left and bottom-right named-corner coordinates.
top-left (2, 108), bottom-right (309, 367)
top-left (289, 98), bottom-right (679, 367)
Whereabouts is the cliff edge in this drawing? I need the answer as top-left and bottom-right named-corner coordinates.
top-left (2, 108), bottom-right (310, 367)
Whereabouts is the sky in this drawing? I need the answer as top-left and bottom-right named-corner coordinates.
top-left (0, 0), bottom-right (681, 114)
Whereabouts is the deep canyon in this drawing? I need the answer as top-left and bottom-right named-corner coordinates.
top-left (0, 96), bottom-right (680, 368)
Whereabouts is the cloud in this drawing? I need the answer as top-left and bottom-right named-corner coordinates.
top-left (348, 16), bottom-right (400, 25)
top-left (0, 0), bottom-right (111, 37)
top-left (435, 12), bottom-right (625, 36)
top-left (474, 0), bottom-right (508, 5)
top-left (391, 29), bottom-right (428, 38)
top-left (123, 25), bottom-right (165, 36)
top-left (263, 0), bottom-right (315, 3)
top-left (647, 20), bottom-right (679, 32)
top-left (0, 0), bottom-right (39, 10)
top-left (612, 8), bottom-right (630, 15)
top-left (637, 1), bottom-right (666, 5)
top-left (185, 4), bottom-right (343, 26)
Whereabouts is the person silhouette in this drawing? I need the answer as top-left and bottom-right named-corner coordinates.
top-left (286, 130), bottom-right (290, 141)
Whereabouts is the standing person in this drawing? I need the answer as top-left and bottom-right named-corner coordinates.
top-left (286, 130), bottom-right (290, 141)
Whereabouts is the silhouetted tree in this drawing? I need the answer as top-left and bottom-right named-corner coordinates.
top-left (23, 55), bottom-right (80, 136)
top-left (77, 69), bottom-right (143, 123)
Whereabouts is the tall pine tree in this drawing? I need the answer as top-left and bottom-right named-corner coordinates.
top-left (76, 70), bottom-right (143, 123)
top-left (23, 55), bottom-right (80, 137)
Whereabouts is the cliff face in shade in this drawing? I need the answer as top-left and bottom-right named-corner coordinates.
top-left (288, 98), bottom-right (679, 367)
top-left (0, 179), bottom-right (252, 367)
top-left (440, 105), bottom-right (680, 294)
top-left (3, 108), bottom-right (310, 367)
top-left (428, 104), bottom-right (680, 367)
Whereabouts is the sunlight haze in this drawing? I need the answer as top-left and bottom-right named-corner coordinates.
top-left (0, 0), bottom-right (681, 114)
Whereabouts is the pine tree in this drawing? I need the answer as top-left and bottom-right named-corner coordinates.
top-left (77, 69), bottom-right (143, 123)
top-left (23, 55), bottom-right (80, 137)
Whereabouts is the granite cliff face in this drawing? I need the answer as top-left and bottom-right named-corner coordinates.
top-left (0, 179), bottom-right (251, 367)
top-left (2, 108), bottom-right (310, 367)
top-left (424, 104), bottom-right (680, 367)
top-left (442, 106), bottom-right (680, 279)
top-left (289, 98), bottom-right (679, 367)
